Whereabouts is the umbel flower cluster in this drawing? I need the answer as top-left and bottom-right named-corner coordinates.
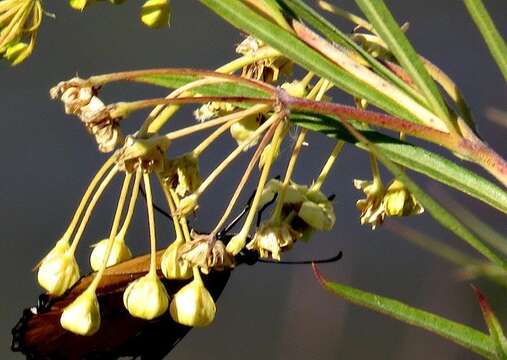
top-left (0, 0), bottom-right (170, 65)
top-left (36, 29), bottom-right (423, 336)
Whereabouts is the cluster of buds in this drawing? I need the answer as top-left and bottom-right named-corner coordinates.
top-left (0, 0), bottom-right (43, 65)
top-left (0, 0), bottom-right (171, 66)
top-left (354, 176), bottom-right (424, 229)
top-left (69, 0), bottom-right (171, 29)
top-left (245, 179), bottom-right (336, 260)
top-left (36, 30), bottom-right (426, 339)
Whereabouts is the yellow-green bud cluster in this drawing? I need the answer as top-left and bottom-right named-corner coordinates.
top-left (1, 0), bottom-right (42, 65)
top-left (247, 178), bottom-right (336, 260)
top-left (354, 178), bottom-right (424, 229)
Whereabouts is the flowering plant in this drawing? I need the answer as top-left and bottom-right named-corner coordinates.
top-left (5, 0), bottom-right (507, 359)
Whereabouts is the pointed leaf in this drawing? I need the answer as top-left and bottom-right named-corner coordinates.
top-left (354, 0), bottom-right (452, 129)
top-left (280, 0), bottom-right (425, 105)
top-left (313, 265), bottom-right (496, 359)
top-left (199, 0), bottom-right (422, 124)
top-left (472, 286), bottom-right (507, 359)
top-left (464, 0), bottom-right (507, 80)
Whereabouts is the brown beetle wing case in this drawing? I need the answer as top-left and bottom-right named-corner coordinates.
top-left (12, 253), bottom-right (231, 360)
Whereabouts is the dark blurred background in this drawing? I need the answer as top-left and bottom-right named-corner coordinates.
top-left (1, 1), bottom-right (506, 359)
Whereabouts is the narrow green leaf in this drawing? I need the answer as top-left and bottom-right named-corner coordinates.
top-left (291, 113), bottom-right (507, 215)
top-left (136, 74), bottom-right (271, 98)
top-left (340, 120), bottom-right (507, 270)
top-left (354, 0), bottom-right (452, 130)
top-left (199, 0), bottom-right (421, 124)
top-left (464, 0), bottom-right (507, 81)
top-left (280, 0), bottom-right (426, 106)
top-left (472, 286), bottom-right (507, 359)
top-left (313, 266), bottom-right (496, 359)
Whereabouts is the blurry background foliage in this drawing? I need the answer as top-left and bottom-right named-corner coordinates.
top-left (1, 0), bottom-right (506, 359)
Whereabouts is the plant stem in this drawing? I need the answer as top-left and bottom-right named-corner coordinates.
top-left (143, 173), bottom-right (158, 275)
top-left (192, 113), bottom-right (278, 198)
top-left (69, 166), bottom-right (118, 254)
top-left (90, 172), bottom-right (132, 291)
top-left (312, 140), bottom-right (345, 191)
top-left (211, 118), bottom-right (277, 235)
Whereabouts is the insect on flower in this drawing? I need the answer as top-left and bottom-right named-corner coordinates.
top-left (12, 197), bottom-right (342, 359)
top-left (11, 249), bottom-right (233, 359)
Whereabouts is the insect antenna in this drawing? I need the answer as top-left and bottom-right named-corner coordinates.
top-left (257, 251), bottom-right (343, 265)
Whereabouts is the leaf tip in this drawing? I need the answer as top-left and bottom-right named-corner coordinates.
top-left (471, 284), bottom-right (493, 320)
top-left (312, 263), bottom-right (327, 288)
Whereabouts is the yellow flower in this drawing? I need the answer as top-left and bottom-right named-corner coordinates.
top-left (225, 233), bottom-right (247, 256)
top-left (177, 193), bottom-right (199, 216)
top-left (353, 178), bottom-right (386, 229)
top-left (115, 135), bottom-right (170, 172)
top-left (69, 0), bottom-right (90, 11)
top-left (3, 41), bottom-right (32, 66)
top-left (281, 80), bottom-right (307, 98)
top-left (123, 272), bottom-right (169, 320)
top-left (140, 0), bottom-right (170, 28)
top-left (169, 268), bottom-right (216, 327)
top-left (246, 222), bottom-right (299, 260)
top-left (161, 238), bottom-right (193, 280)
top-left (37, 247), bottom-right (80, 296)
top-left (229, 114), bottom-right (261, 150)
top-left (383, 179), bottom-right (424, 217)
top-left (89, 236), bottom-right (132, 271)
top-left (162, 154), bottom-right (202, 197)
top-left (0, 0), bottom-right (43, 65)
top-left (178, 232), bottom-right (234, 274)
top-left (194, 101), bottom-right (235, 122)
top-left (298, 200), bottom-right (335, 231)
top-left (60, 288), bottom-right (101, 336)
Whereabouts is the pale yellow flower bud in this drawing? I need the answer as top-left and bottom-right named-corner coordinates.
top-left (225, 233), bottom-right (247, 256)
top-left (177, 193), bottom-right (199, 216)
top-left (42, 238), bottom-right (71, 262)
top-left (89, 236), bottom-right (132, 271)
top-left (140, 0), bottom-right (170, 29)
top-left (69, 0), bottom-right (90, 11)
top-left (230, 114), bottom-right (260, 150)
top-left (161, 238), bottom-right (192, 280)
top-left (169, 269), bottom-right (216, 327)
top-left (60, 288), bottom-right (101, 336)
top-left (37, 249), bottom-right (80, 296)
top-left (123, 272), bottom-right (169, 320)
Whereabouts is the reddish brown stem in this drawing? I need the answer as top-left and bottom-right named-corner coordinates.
top-left (90, 68), bottom-right (277, 95)
top-left (286, 96), bottom-right (453, 146)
